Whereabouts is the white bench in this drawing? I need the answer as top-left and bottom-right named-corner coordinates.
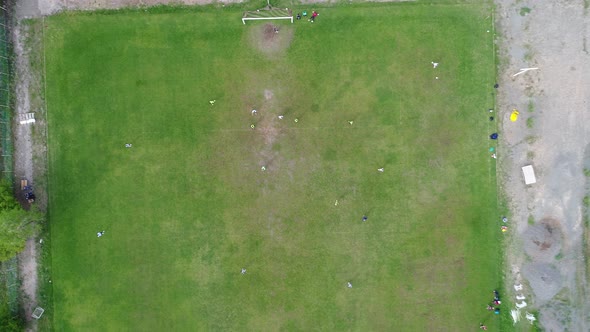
top-left (522, 165), bottom-right (536, 184)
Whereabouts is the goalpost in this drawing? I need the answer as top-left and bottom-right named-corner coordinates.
top-left (242, 8), bottom-right (293, 25)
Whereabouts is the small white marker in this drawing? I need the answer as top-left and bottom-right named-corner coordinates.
top-left (349, 121), bottom-right (354, 125)
top-left (278, 115), bottom-right (284, 119)
top-left (378, 168), bottom-right (384, 172)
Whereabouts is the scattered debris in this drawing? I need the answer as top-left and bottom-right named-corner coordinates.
top-left (510, 109), bottom-right (519, 122)
top-left (512, 67), bottom-right (539, 77)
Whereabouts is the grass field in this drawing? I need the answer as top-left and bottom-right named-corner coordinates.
top-left (44, 3), bottom-right (502, 330)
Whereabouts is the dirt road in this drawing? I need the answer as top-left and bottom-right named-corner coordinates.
top-left (495, 0), bottom-right (590, 330)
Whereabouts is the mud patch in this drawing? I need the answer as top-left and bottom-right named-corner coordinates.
top-left (258, 118), bottom-right (280, 146)
top-left (264, 89), bottom-right (274, 100)
top-left (522, 263), bottom-right (563, 303)
top-left (522, 218), bottom-right (562, 261)
top-left (250, 89), bottom-right (284, 172)
top-left (249, 23), bottom-right (294, 57)
top-left (256, 115), bottom-right (282, 172)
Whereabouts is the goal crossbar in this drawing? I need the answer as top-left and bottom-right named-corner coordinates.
top-left (242, 8), bottom-right (293, 24)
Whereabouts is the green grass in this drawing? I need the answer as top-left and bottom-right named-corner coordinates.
top-left (244, 8), bottom-right (291, 18)
top-left (527, 99), bottom-right (535, 112)
top-left (523, 44), bottom-right (534, 62)
top-left (44, 3), bottom-right (501, 330)
top-left (526, 117), bottom-right (535, 128)
top-left (527, 151), bottom-right (535, 160)
top-left (519, 7), bottom-right (532, 16)
top-left (526, 135), bottom-right (538, 144)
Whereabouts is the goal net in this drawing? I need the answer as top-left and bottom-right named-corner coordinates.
top-left (242, 8), bottom-right (293, 24)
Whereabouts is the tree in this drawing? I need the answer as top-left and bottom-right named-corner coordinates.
top-left (0, 180), bottom-right (19, 211)
top-left (0, 181), bottom-right (44, 262)
top-left (0, 208), bottom-right (43, 261)
top-left (0, 314), bottom-right (24, 332)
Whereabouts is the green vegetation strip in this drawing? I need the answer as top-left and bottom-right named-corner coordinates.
top-left (0, 2), bottom-right (18, 328)
top-left (45, 3), bottom-right (500, 330)
top-left (0, 6), bottom-right (12, 183)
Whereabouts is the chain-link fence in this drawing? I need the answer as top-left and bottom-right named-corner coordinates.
top-left (0, 0), bottom-right (17, 318)
top-left (0, 1), bottom-right (11, 184)
top-left (1, 258), bottom-right (19, 315)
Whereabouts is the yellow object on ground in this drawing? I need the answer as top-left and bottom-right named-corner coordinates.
top-left (510, 109), bottom-right (519, 122)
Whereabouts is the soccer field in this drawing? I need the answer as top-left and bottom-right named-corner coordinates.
top-left (45, 3), bottom-right (501, 330)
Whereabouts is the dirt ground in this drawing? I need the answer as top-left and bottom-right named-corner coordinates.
top-left (249, 23), bottom-right (294, 57)
top-left (495, 0), bottom-right (590, 330)
top-left (9, 0), bottom-right (590, 331)
top-left (12, 14), bottom-right (47, 331)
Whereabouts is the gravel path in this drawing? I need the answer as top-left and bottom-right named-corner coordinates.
top-left (495, 0), bottom-right (590, 330)
top-left (12, 15), bottom-right (46, 332)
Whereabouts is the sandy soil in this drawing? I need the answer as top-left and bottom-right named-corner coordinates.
top-left (495, 0), bottom-right (590, 330)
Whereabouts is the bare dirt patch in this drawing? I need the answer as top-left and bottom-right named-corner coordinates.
top-left (250, 88), bottom-right (283, 172)
top-left (522, 263), bottom-right (563, 302)
top-left (249, 23), bottom-right (294, 58)
top-left (264, 89), bottom-right (273, 101)
top-left (258, 116), bottom-right (280, 146)
top-left (13, 22), bottom-right (38, 330)
top-left (17, 239), bottom-right (38, 328)
top-left (12, 17), bottom-right (49, 332)
top-left (522, 218), bottom-right (562, 261)
top-left (496, 0), bottom-right (590, 330)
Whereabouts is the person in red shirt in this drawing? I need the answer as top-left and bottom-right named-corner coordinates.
top-left (310, 11), bottom-right (319, 22)
top-left (480, 323), bottom-right (487, 330)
